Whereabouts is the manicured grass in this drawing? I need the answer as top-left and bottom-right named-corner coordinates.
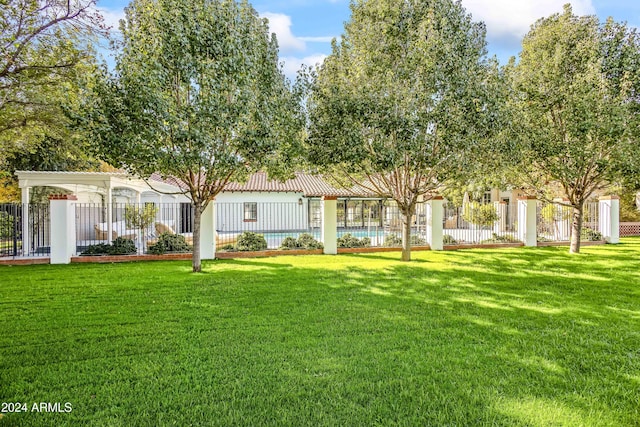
top-left (1, 240), bottom-right (640, 426)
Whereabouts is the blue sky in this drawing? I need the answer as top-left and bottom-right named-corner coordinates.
top-left (96, 0), bottom-right (640, 78)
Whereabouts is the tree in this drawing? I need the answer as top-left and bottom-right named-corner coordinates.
top-left (80, 0), bottom-right (302, 272)
top-left (508, 5), bottom-right (640, 253)
top-left (305, 0), bottom-right (500, 261)
top-left (0, 0), bottom-right (105, 181)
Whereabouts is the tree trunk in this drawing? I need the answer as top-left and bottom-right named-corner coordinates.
top-left (192, 203), bottom-right (202, 272)
top-left (569, 203), bottom-right (583, 254)
top-left (401, 206), bottom-right (415, 262)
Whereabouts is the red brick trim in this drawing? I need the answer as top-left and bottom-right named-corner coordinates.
top-left (0, 258), bottom-right (50, 265)
top-left (243, 219), bottom-right (258, 222)
top-left (431, 196), bottom-right (444, 201)
top-left (322, 196), bottom-right (338, 201)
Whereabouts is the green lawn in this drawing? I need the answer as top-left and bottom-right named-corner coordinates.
top-left (1, 240), bottom-right (639, 426)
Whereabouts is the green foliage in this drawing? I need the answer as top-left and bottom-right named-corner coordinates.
top-left (0, 1), bottom-right (104, 175)
top-left (236, 232), bottom-right (268, 252)
top-left (442, 235), bottom-right (458, 245)
top-left (480, 233), bottom-right (520, 244)
top-left (384, 234), bottom-right (426, 247)
top-left (279, 233), bottom-right (324, 250)
top-left (125, 204), bottom-right (159, 230)
top-left (337, 233), bottom-right (370, 248)
top-left (617, 189), bottom-right (640, 222)
top-left (147, 233), bottom-right (192, 255)
top-left (580, 227), bottom-right (603, 241)
top-left (383, 234), bottom-right (402, 247)
top-left (81, 237), bottom-right (137, 256)
top-left (507, 5), bottom-right (640, 252)
top-left (77, 0), bottom-right (303, 271)
top-left (462, 202), bottom-right (499, 227)
top-left (0, 211), bottom-right (15, 239)
top-left (305, 0), bottom-right (499, 261)
top-left (279, 237), bottom-right (299, 250)
top-left (218, 244), bottom-right (236, 252)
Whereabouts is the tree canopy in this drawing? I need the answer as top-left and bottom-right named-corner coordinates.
top-left (305, 0), bottom-right (500, 261)
top-left (507, 5), bottom-right (640, 253)
top-left (80, 0), bottom-right (303, 271)
top-left (0, 0), bottom-right (105, 194)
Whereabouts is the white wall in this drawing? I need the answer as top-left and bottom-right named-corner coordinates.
top-left (215, 191), bottom-right (310, 233)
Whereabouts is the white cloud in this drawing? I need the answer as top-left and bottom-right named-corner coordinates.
top-left (96, 7), bottom-right (126, 32)
top-left (280, 53), bottom-right (327, 79)
top-left (261, 12), bottom-right (306, 54)
top-left (461, 0), bottom-right (595, 46)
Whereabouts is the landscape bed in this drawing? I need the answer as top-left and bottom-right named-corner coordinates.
top-left (0, 239), bottom-right (639, 425)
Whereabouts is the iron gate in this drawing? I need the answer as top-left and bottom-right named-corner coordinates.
top-left (0, 203), bottom-right (50, 257)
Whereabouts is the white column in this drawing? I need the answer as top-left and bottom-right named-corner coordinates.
top-left (494, 201), bottom-right (507, 233)
top-left (49, 195), bottom-right (77, 264)
top-left (322, 196), bottom-right (338, 255)
top-left (106, 186), bottom-right (113, 244)
top-left (518, 197), bottom-right (537, 247)
top-left (200, 201), bottom-right (216, 260)
top-left (21, 186), bottom-right (30, 255)
top-left (427, 197), bottom-right (444, 250)
top-left (599, 196), bottom-right (620, 244)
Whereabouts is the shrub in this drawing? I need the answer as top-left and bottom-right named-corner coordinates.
top-left (443, 234), bottom-right (458, 245)
top-left (0, 211), bottom-right (15, 239)
top-left (81, 243), bottom-right (112, 256)
top-left (236, 232), bottom-right (268, 251)
top-left (81, 238), bottom-right (137, 256)
top-left (279, 233), bottom-right (324, 250)
top-left (111, 237), bottom-right (138, 255)
top-left (296, 233), bottom-right (323, 250)
top-left (279, 236), bottom-right (300, 250)
top-left (147, 233), bottom-right (192, 255)
top-left (124, 204), bottom-right (159, 229)
top-left (337, 233), bottom-right (370, 248)
top-left (480, 233), bottom-right (520, 244)
top-left (462, 202), bottom-right (499, 227)
top-left (411, 235), bottom-right (426, 246)
top-left (581, 227), bottom-right (603, 241)
top-left (218, 243), bottom-right (236, 252)
top-left (383, 234), bottom-right (402, 247)
top-left (383, 234), bottom-right (427, 247)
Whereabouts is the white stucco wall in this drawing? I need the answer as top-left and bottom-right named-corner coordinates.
top-left (215, 191), bottom-right (310, 233)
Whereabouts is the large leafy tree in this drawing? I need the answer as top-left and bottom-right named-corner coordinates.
top-left (305, 0), bottom-right (500, 261)
top-left (0, 0), bottom-right (104, 188)
top-left (81, 0), bottom-right (302, 272)
top-left (508, 5), bottom-right (640, 253)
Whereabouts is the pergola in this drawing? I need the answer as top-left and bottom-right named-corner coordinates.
top-left (15, 171), bottom-right (183, 247)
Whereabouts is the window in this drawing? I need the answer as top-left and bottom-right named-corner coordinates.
top-left (483, 192), bottom-right (492, 204)
top-left (244, 202), bottom-right (257, 221)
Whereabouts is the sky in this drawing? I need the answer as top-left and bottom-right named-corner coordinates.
top-left (95, 0), bottom-right (640, 79)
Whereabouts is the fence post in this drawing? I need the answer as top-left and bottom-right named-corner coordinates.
top-left (518, 196), bottom-right (537, 247)
top-left (494, 201), bottom-right (507, 233)
top-left (322, 196), bottom-right (337, 255)
top-left (21, 187), bottom-right (30, 255)
top-left (200, 201), bottom-right (216, 260)
top-left (49, 195), bottom-right (77, 264)
top-left (599, 196), bottom-right (620, 244)
top-left (427, 197), bottom-right (444, 250)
